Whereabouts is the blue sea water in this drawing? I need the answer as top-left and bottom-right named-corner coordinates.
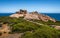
top-left (0, 13), bottom-right (14, 16)
top-left (0, 13), bottom-right (60, 21)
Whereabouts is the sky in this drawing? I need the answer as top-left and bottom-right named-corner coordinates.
top-left (0, 0), bottom-right (60, 13)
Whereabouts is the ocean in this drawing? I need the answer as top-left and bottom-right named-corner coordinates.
top-left (0, 13), bottom-right (14, 16)
top-left (0, 13), bottom-right (60, 21)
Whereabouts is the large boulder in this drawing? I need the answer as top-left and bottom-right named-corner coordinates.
top-left (20, 9), bottom-right (27, 14)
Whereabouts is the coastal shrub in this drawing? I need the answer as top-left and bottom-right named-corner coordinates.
top-left (11, 21), bottom-right (41, 33)
top-left (21, 31), bottom-right (33, 38)
top-left (0, 17), bottom-right (60, 38)
top-left (22, 26), bottom-right (59, 38)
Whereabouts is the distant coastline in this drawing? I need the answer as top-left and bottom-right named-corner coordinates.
top-left (0, 13), bottom-right (60, 21)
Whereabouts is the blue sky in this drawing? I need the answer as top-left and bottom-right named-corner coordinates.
top-left (0, 0), bottom-right (60, 13)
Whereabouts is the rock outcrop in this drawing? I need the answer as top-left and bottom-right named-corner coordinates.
top-left (0, 22), bottom-right (11, 35)
top-left (38, 14), bottom-right (56, 22)
top-left (24, 13), bottom-right (40, 20)
top-left (10, 9), bottom-right (27, 18)
top-left (10, 14), bottom-right (24, 18)
top-left (10, 9), bottom-right (56, 22)
top-left (54, 26), bottom-right (60, 30)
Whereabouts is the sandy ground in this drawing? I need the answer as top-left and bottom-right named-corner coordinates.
top-left (0, 33), bottom-right (23, 38)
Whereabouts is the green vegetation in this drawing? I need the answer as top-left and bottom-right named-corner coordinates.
top-left (31, 19), bottom-right (60, 26)
top-left (0, 16), bottom-right (60, 38)
top-left (22, 26), bottom-right (59, 38)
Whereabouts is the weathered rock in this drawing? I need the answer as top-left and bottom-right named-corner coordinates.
top-left (20, 9), bottom-right (27, 14)
top-left (0, 22), bottom-right (11, 35)
top-left (30, 11), bottom-right (38, 14)
top-left (24, 14), bottom-right (40, 20)
top-left (10, 9), bottom-right (56, 22)
top-left (54, 26), bottom-right (60, 30)
top-left (38, 14), bottom-right (56, 22)
top-left (10, 14), bottom-right (24, 18)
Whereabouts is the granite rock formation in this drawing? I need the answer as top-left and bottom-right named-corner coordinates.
top-left (10, 9), bottom-right (56, 22)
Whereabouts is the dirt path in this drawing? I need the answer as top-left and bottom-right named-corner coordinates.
top-left (25, 19), bottom-right (44, 25)
top-left (0, 33), bottom-right (24, 38)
